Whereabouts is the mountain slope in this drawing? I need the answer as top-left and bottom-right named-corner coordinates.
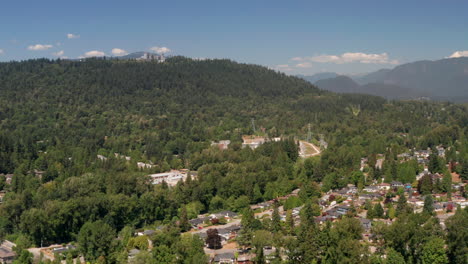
top-left (298, 72), bottom-right (338, 83)
top-left (0, 57), bottom-right (396, 174)
top-left (356, 57), bottom-right (468, 101)
top-left (360, 83), bottom-right (427, 100)
top-left (354, 69), bottom-right (391, 85)
top-left (314, 75), bottom-right (361, 93)
top-left (314, 75), bottom-right (427, 99)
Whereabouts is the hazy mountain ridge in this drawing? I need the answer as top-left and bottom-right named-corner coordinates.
top-left (300, 57), bottom-right (468, 102)
top-left (314, 75), bottom-right (426, 100)
top-left (297, 72), bottom-right (338, 83)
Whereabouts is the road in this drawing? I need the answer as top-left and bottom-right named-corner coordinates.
top-left (191, 219), bottom-right (241, 235)
top-left (299, 141), bottom-right (321, 158)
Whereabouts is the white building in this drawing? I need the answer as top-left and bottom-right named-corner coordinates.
top-left (148, 169), bottom-right (192, 186)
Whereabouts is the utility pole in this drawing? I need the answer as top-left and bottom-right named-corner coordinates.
top-left (251, 118), bottom-right (256, 133)
top-left (307, 123), bottom-right (312, 142)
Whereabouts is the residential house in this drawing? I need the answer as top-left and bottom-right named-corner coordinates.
top-left (211, 211), bottom-right (238, 220)
top-left (264, 247), bottom-right (278, 262)
top-left (211, 140), bottom-right (231, 150)
top-left (360, 158), bottom-right (368, 171)
top-left (434, 203), bottom-right (444, 212)
top-left (189, 216), bottom-right (210, 229)
top-left (237, 253), bottom-right (255, 264)
top-left (0, 191), bottom-right (6, 204)
top-left (397, 152), bottom-right (412, 160)
top-left (212, 225), bottom-right (241, 243)
top-left (250, 201), bottom-right (273, 210)
top-left (375, 158), bottom-right (384, 170)
top-left (359, 218), bottom-right (372, 231)
top-left (315, 215), bottom-right (336, 224)
top-left (414, 149), bottom-right (431, 159)
top-left (97, 154), bottom-right (107, 161)
top-left (137, 162), bottom-right (154, 169)
top-left (128, 249), bottom-right (140, 260)
top-left (377, 183), bottom-right (391, 191)
top-left (242, 135), bottom-right (267, 149)
top-left (416, 169), bottom-right (430, 181)
top-left (436, 146), bottom-right (445, 157)
top-left (51, 244), bottom-right (77, 256)
top-left (148, 169), bottom-right (193, 186)
top-left (0, 241), bottom-right (16, 264)
top-left (213, 252), bottom-right (235, 264)
top-left (335, 205), bottom-right (351, 215)
top-left (137, 230), bottom-right (155, 236)
top-left (114, 153), bottom-right (131, 161)
top-left (324, 209), bottom-right (341, 219)
top-left (391, 181), bottom-right (404, 189)
top-left (359, 193), bottom-right (382, 201)
top-left (408, 198), bottom-right (424, 207)
top-left (363, 185), bottom-right (380, 193)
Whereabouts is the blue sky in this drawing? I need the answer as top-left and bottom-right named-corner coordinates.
top-left (1, 0), bottom-right (467, 74)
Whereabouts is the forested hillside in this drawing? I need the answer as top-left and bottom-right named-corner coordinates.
top-left (0, 58), bottom-right (467, 263)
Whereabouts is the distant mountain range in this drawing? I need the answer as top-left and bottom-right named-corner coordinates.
top-left (118, 51), bottom-right (154, 59)
top-left (117, 51), bottom-right (169, 60)
top-left (314, 76), bottom-right (427, 100)
top-left (297, 72), bottom-right (338, 83)
top-left (301, 57), bottom-right (468, 102)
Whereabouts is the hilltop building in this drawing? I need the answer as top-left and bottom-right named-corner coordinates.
top-left (148, 169), bottom-right (195, 186)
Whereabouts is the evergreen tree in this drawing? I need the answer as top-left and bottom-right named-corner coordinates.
top-left (442, 172), bottom-right (452, 198)
top-left (445, 207), bottom-right (468, 264)
top-left (0, 174), bottom-right (5, 190)
top-left (421, 237), bottom-right (448, 264)
top-left (367, 204), bottom-right (375, 219)
top-left (255, 247), bottom-right (266, 264)
top-left (418, 174), bottom-right (433, 195)
top-left (65, 253), bottom-right (73, 264)
top-left (423, 195), bottom-right (434, 215)
top-left (428, 152), bottom-right (441, 173)
top-left (386, 248), bottom-right (406, 264)
top-left (460, 161), bottom-right (468, 181)
top-left (271, 201), bottom-right (282, 233)
top-left (386, 203), bottom-right (396, 219)
top-left (300, 202), bottom-right (315, 226)
top-left (396, 194), bottom-right (409, 216)
top-left (374, 203), bottom-right (384, 219)
top-left (285, 210), bottom-right (295, 235)
top-left (179, 207), bottom-right (191, 232)
top-left (77, 220), bottom-right (116, 262)
top-left (252, 184), bottom-right (263, 203)
top-left (13, 250), bottom-right (33, 264)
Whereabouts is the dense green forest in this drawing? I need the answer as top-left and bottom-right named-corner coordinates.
top-left (0, 57), bottom-right (467, 263)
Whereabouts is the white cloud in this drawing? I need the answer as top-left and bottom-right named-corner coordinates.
top-left (293, 52), bottom-right (398, 65)
top-left (291, 57), bottom-right (304, 61)
top-left (111, 48), bottom-right (128, 56)
top-left (0, 49), bottom-right (3, 55)
top-left (295, 62), bottom-right (312, 68)
top-left (448, 50), bottom-right (468, 58)
top-left (52, 50), bottom-right (64, 57)
top-left (274, 64), bottom-right (293, 71)
top-left (27, 44), bottom-right (53, 51)
top-left (150, 46), bottom-right (171, 54)
top-left (310, 55), bottom-right (342, 63)
top-left (83, 50), bottom-right (106, 57)
top-left (67, 33), bottom-right (79, 39)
